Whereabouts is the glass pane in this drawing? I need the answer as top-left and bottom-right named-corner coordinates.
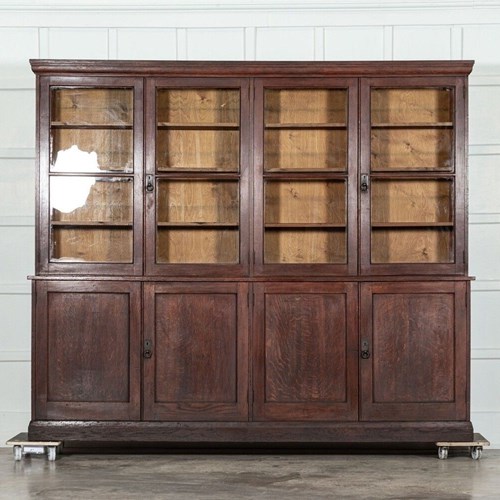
top-left (265, 230), bottom-right (346, 264)
top-left (371, 179), bottom-right (453, 224)
top-left (264, 180), bottom-right (346, 264)
top-left (371, 179), bottom-right (454, 264)
top-left (157, 180), bottom-right (238, 224)
top-left (50, 177), bottom-right (133, 223)
top-left (50, 88), bottom-right (133, 173)
top-left (52, 227), bottom-right (132, 263)
top-left (50, 176), bottom-right (133, 263)
top-left (157, 228), bottom-right (238, 264)
top-left (265, 89), bottom-right (346, 125)
top-left (371, 88), bottom-right (452, 125)
top-left (156, 89), bottom-right (240, 172)
top-left (157, 180), bottom-right (239, 264)
top-left (371, 88), bottom-right (453, 171)
top-left (264, 129), bottom-right (347, 171)
top-left (156, 129), bottom-right (239, 171)
top-left (371, 228), bottom-right (453, 263)
top-left (264, 89), bottom-right (347, 172)
top-left (265, 181), bottom-right (345, 225)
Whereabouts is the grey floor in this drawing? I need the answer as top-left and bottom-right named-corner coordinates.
top-left (1, 448), bottom-right (500, 499)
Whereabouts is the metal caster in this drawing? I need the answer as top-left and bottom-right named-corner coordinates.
top-left (438, 446), bottom-right (449, 460)
top-left (13, 445), bottom-right (22, 461)
top-left (47, 446), bottom-right (57, 462)
top-left (470, 446), bottom-right (482, 460)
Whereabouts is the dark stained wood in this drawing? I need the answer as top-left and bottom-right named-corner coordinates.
top-left (253, 282), bottom-right (358, 421)
top-left (143, 282), bottom-right (249, 421)
top-left (360, 281), bottom-right (468, 421)
top-left (28, 420), bottom-right (473, 445)
top-left (34, 280), bottom-right (141, 420)
top-left (30, 59), bottom-right (475, 78)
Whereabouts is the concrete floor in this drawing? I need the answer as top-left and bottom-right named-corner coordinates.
top-left (1, 448), bottom-right (499, 499)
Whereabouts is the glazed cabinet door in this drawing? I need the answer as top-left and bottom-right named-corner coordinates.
top-left (34, 280), bottom-right (141, 420)
top-left (145, 79), bottom-right (250, 277)
top-left (360, 77), bottom-right (467, 275)
top-left (38, 77), bottom-right (144, 275)
top-left (360, 281), bottom-right (468, 421)
top-left (253, 283), bottom-right (358, 421)
top-left (253, 79), bottom-right (358, 276)
top-left (143, 282), bottom-right (249, 420)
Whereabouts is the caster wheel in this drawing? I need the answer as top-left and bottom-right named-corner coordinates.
top-left (438, 446), bottom-right (449, 460)
top-left (13, 446), bottom-right (22, 461)
top-left (471, 447), bottom-right (482, 460)
top-left (47, 447), bottom-right (57, 462)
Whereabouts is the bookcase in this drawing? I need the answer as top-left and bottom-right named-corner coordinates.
top-left (29, 60), bottom-right (474, 448)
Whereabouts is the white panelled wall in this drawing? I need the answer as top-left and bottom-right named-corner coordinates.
top-left (1, 0), bottom-right (499, 447)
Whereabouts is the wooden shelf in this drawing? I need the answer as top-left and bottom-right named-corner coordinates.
top-left (51, 122), bottom-right (132, 130)
top-left (157, 122), bottom-right (239, 130)
top-left (51, 221), bottom-right (133, 228)
top-left (265, 223), bottom-right (346, 229)
top-left (264, 168), bottom-right (346, 174)
top-left (371, 122), bottom-right (453, 129)
top-left (371, 222), bottom-right (453, 228)
top-left (157, 222), bottom-right (238, 228)
top-left (265, 123), bottom-right (346, 129)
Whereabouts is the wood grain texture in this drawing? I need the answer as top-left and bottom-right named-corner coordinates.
top-left (371, 128), bottom-right (453, 171)
top-left (265, 89), bottom-right (346, 124)
top-left (360, 281), bottom-right (468, 422)
top-left (143, 282), bottom-right (248, 421)
top-left (51, 88), bottom-right (133, 126)
top-left (157, 180), bottom-right (238, 224)
top-left (371, 228), bottom-right (453, 264)
top-left (371, 88), bottom-right (452, 125)
top-left (253, 282), bottom-right (358, 421)
top-left (371, 179), bottom-right (452, 224)
top-left (34, 280), bottom-right (141, 421)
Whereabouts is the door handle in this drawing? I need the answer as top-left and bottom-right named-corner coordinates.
top-left (145, 174), bottom-right (154, 193)
top-left (360, 174), bottom-right (369, 192)
top-left (361, 339), bottom-right (370, 359)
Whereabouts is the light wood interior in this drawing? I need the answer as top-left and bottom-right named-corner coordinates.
top-left (51, 88), bottom-right (133, 125)
top-left (265, 180), bottom-right (345, 224)
top-left (51, 177), bottom-right (133, 223)
top-left (157, 89), bottom-right (239, 124)
top-left (265, 129), bottom-right (347, 171)
top-left (371, 179), bottom-right (452, 224)
top-left (157, 180), bottom-right (239, 224)
top-left (51, 129), bottom-right (133, 172)
top-left (264, 229), bottom-right (346, 264)
top-left (371, 88), bottom-right (452, 125)
top-left (371, 228), bottom-right (453, 263)
top-left (371, 128), bottom-right (452, 171)
top-left (156, 129), bottom-right (239, 171)
top-left (52, 227), bottom-right (133, 262)
top-left (157, 228), bottom-right (238, 263)
top-left (265, 89), bottom-right (346, 124)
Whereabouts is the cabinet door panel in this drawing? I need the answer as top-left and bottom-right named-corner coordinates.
top-left (34, 281), bottom-right (141, 420)
top-left (143, 282), bottom-right (248, 421)
top-left (253, 283), bottom-right (358, 421)
top-left (360, 282), bottom-right (468, 421)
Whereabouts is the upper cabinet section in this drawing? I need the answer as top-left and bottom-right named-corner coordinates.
top-left (32, 61), bottom-right (473, 278)
top-left (38, 77), bottom-right (144, 275)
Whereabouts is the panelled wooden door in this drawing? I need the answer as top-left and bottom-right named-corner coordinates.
top-left (253, 282), bottom-right (358, 421)
top-left (143, 282), bottom-right (249, 421)
top-left (359, 77), bottom-right (466, 276)
top-left (360, 281), bottom-right (468, 421)
top-left (253, 78), bottom-right (359, 276)
top-left (34, 280), bottom-right (142, 420)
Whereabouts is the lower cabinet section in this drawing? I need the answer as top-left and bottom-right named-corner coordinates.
top-left (31, 278), bottom-right (472, 446)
